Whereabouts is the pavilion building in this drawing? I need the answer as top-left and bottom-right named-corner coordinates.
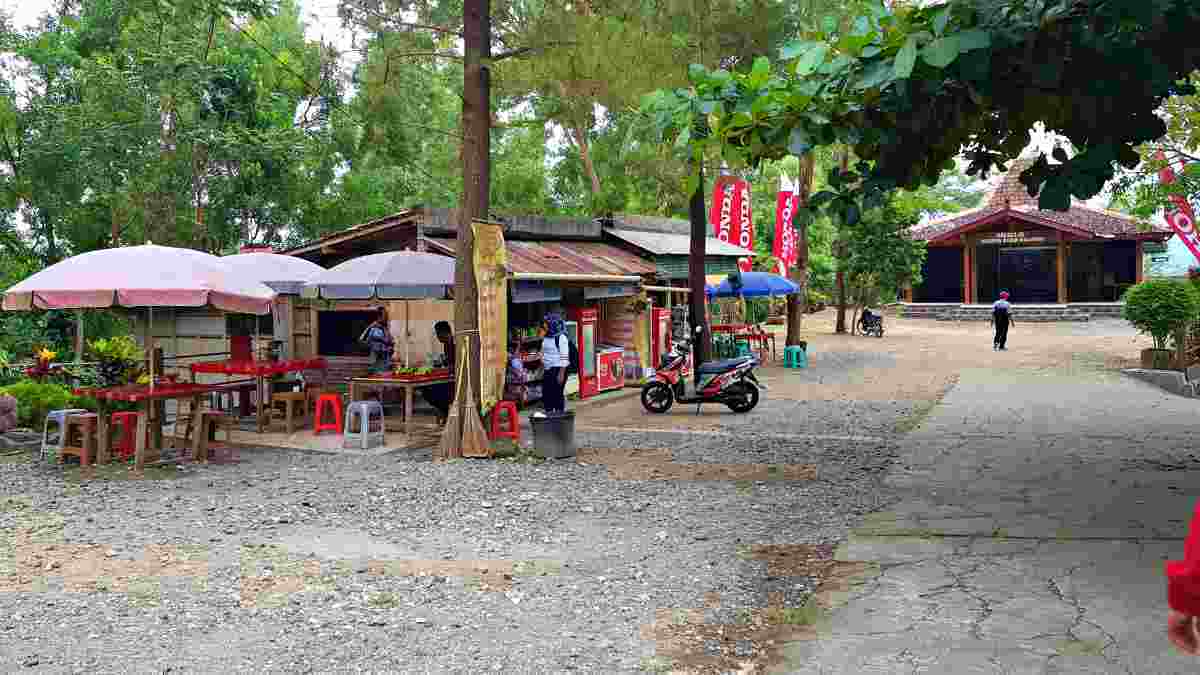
top-left (902, 159), bottom-right (1173, 319)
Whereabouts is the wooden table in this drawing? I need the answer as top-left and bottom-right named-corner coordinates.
top-left (349, 373), bottom-right (453, 437)
top-left (190, 358), bottom-right (327, 433)
top-left (75, 382), bottom-right (233, 471)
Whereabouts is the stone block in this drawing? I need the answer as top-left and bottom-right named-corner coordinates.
top-left (1187, 366), bottom-right (1200, 383)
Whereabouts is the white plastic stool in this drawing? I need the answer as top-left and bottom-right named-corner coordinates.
top-left (343, 400), bottom-right (385, 450)
top-left (41, 408), bottom-right (89, 462)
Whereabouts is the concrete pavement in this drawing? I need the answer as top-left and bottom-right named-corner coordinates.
top-left (775, 361), bottom-right (1200, 674)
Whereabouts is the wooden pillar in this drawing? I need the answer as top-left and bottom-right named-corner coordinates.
top-left (961, 241), bottom-right (971, 304)
top-left (1056, 240), bottom-right (1067, 304)
top-left (1136, 240), bottom-right (1145, 283)
top-left (903, 285), bottom-right (913, 303)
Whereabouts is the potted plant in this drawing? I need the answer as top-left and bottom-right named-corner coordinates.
top-left (1122, 279), bottom-right (1200, 370)
top-left (89, 335), bottom-right (141, 387)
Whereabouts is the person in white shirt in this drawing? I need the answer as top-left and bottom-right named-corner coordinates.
top-left (991, 291), bottom-right (1015, 350)
top-left (541, 313), bottom-right (570, 413)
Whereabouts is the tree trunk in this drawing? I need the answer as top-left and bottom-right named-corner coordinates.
top-left (455, 0), bottom-right (490, 414)
top-left (834, 150), bottom-right (849, 334)
top-left (688, 161), bottom-right (710, 382)
top-left (835, 258), bottom-right (848, 334)
top-left (571, 123), bottom-right (602, 197)
top-left (786, 153), bottom-right (815, 346)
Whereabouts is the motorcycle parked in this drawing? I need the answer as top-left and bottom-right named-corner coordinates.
top-left (640, 326), bottom-right (762, 414)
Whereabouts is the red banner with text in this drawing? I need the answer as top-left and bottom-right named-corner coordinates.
top-left (710, 176), bottom-right (755, 249)
top-left (772, 175), bottom-right (799, 275)
top-left (1156, 151), bottom-right (1200, 265)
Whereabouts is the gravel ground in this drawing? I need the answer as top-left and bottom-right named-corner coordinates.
top-left (0, 416), bottom-right (902, 674)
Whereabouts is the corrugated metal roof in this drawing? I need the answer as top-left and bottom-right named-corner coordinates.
top-left (426, 238), bottom-right (656, 277)
top-left (606, 227), bottom-right (753, 257)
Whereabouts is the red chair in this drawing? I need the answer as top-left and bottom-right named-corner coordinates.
top-left (313, 393), bottom-right (343, 435)
top-left (488, 401), bottom-right (520, 442)
top-left (111, 411), bottom-right (141, 460)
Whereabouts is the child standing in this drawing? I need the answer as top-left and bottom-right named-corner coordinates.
top-left (991, 291), bottom-right (1014, 350)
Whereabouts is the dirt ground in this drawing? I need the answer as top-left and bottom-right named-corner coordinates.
top-left (579, 310), bottom-right (1152, 433)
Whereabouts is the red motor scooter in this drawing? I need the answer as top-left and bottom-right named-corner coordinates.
top-left (640, 326), bottom-right (762, 414)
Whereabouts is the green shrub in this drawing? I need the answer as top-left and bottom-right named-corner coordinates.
top-left (0, 381), bottom-right (84, 429)
top-left (1122, 279), bottom-right (1200, 350)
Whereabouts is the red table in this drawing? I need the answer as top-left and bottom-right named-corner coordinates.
top-left (189, 358), bottom-right (327, 433)
top-left (75, 382), bottom-right (233, 471)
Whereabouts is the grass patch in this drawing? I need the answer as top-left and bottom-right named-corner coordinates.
top-left (895, 400), bottom-right (937, 434)
top-left (764, 602), bottom-right (821, 627)
top-left (492, 440), bottom-right (544, 464)
top-left (367, 592), bottom-right (400, 609)
top-left (639, 656), bottom-right (676, 673)
top-left (734, 480), bottom-right (754, 496)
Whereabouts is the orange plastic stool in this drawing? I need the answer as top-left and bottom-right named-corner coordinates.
top-left (111, 412), bottom-right (141, 460)
top-left (313, 393), bottom-right (343, 435)
top-left (488, 400), bottom-right (520, 442)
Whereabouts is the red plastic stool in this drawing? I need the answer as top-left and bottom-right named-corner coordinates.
top-left (313, 393), bottom-right (343, 435)
top-left (488, 400), bottom-right (520, 442)
top-left (111, 412), bottom-right (141, 460)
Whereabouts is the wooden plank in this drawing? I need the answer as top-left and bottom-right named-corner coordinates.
top-left (1136, 240), bottom-right (1144, 283)
top-left (1056, 240), bottom-right (1068, 304)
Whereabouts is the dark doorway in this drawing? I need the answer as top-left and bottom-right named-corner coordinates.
top-left (914, 247), bottom-right (962, 302)
top-left (318, 311), bottom-right (376, 357)
top-left (997, 247), bottom-right (1057, 303)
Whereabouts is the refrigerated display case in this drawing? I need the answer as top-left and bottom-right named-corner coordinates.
top-left (651, 307), bottom-right (671, 370)
top-left (566, 308), bottom-right (598, 398)
top-left (597, 345), bottom-right (625, 392)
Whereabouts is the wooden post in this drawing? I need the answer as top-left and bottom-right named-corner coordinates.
top-left (74, 310), bottom-right (84, 365)
top-left (1136, 240), bottom-right (1145, 283)
top-left (1056, 240), bottom-right (1068, 304)
top-left (961, 241), bottom-right (971, 304)
top-left (903, 286), bottom-right (913, 303)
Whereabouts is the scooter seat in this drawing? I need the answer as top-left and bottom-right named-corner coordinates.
top-left (697, 357), bottom-right (754, 374)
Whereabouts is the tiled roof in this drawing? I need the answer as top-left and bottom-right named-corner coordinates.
top-left (426, 238), bottom-right (656, 278)
top-left (910, 159), bottom-right (1172, 242)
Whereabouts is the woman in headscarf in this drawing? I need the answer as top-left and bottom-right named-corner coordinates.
top-left (541, 312), bottom-right (569, 413)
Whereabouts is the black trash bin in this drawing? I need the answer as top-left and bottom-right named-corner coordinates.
top-left (530, 411), bottom-right (576, 459)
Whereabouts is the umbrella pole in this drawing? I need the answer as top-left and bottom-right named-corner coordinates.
top-left (146, 307), bottom-right (154, 391)
top-left (405, 300), bottom-right (410, 368)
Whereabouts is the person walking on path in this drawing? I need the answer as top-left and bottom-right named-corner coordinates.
top-left (541, 313), bottom-right (570, 413)
top-left (991, 291), bottom-right (1015, 350)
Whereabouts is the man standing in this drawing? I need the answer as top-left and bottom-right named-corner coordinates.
top-left (423, 321), bottom-right (455, 424)
top-left (991, 291), bottom-right (1015, 350)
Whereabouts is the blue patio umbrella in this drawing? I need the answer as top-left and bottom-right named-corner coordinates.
top-left (706, 271), bottom-right (800, 298)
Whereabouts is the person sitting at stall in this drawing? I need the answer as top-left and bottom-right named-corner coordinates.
top-left (422, 321), bottom-right (455, 425)
top-left (360, 309), bottom-right (394, 374)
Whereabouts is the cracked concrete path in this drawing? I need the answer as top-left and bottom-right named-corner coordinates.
top-left (774, 363), bottom-right (1200, 674)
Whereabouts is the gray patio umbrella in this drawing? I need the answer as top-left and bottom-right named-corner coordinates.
top-left (301, 251), bottom-right (455, 300)
top-left (301, 251), bottom-right (457, 366)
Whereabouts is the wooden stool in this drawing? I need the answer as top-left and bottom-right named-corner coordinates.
top-left (271, 391), bottom-right (307, 433)
top-left (192, 411), bottom-right (234, 463)
top-left (60, 413), bottom-right (99, 466)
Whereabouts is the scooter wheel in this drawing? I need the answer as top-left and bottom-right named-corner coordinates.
top-left (724, 382), bottom-right (759, 413)
top-left (641, 382), bottom-right (674, 414)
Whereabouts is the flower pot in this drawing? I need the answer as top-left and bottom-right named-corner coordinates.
top-left (1141, 348), bottom-right (1175, 370)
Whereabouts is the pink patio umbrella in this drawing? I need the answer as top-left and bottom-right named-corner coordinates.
top-left (2, 244), bottom-right (276, 385)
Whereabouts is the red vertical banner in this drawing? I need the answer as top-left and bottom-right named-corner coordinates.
top-left (1156, 151), bottom-right (1200, 265)
top-left (710, 175), bottom-right (741, 243)
top-left (773, 175), bottom-right (799, 273)
top-left (737, 179), bottom-right (753, 251)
